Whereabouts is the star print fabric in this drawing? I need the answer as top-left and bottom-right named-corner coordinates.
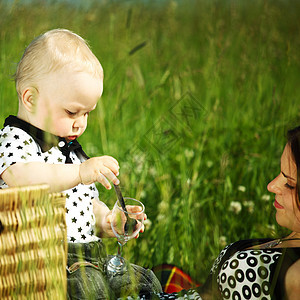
top-left (0, 126), bottom-right (44, 174)
top-left (0, 122), bottom-right (99, 243)
top-left (65, 184), bottom-right (99, 243)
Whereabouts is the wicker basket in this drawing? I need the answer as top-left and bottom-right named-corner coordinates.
top-left (0, 185), bottom-right (67, 299)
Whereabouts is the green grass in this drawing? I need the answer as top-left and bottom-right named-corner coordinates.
top-left (1, 0), bottom-right (300, 283)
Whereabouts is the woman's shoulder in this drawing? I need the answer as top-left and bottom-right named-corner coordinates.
top-left (284, 259), bottom-right (300, 299)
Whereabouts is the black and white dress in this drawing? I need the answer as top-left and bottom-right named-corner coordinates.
top-left (0, 115), bottom-right (106, 243)
top-left (138, 239), bottom-right (300, 299)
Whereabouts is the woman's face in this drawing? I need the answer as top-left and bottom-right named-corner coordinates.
top-left (267, 144), bottom-right (300, 232)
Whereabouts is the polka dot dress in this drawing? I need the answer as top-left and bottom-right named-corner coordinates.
top-left (216, 248), bottom-right (281, 300)
top-left (0, 117), bottom-right (102, 243)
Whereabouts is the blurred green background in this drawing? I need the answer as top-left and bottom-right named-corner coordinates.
top-left (1, 0), bottom-right (300, 283)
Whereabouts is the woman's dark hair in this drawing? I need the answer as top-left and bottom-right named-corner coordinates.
top-left (287, 126), bottom-right (300, 208)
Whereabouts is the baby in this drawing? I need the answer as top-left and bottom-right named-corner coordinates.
top-left (0, 28), bottom-right (119, 242)
top-left (0, 29), bottom-right (161, 298)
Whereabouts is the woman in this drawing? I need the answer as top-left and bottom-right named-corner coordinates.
top-left (142, 126), bottom-right (300, 300)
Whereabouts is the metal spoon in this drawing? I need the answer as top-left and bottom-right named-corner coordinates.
top-left (113, 184), bottom-right (137, 233)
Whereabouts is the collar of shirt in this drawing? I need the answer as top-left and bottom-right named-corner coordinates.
top-left (4, 115), bottom-right (89, 162)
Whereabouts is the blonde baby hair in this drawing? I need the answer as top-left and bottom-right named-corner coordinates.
top-left (14, 28), bottom-right (103, 100)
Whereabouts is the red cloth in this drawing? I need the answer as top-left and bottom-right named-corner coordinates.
top-left (152, 264), bottom-right (201, 293)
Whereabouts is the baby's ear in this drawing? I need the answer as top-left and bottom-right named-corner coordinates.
top-left (21, 87), bottom-right (39, 113)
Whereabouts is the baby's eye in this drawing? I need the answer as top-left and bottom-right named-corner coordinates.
top-left (66, 110), bottom-right (76, 116)
top-left (285, 183), bottom-right (295, 190)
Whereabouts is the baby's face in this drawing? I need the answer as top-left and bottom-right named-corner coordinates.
top-left (31, 69), bottom-right (103, 142)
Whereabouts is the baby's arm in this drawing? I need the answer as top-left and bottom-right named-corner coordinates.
top-left (2, 162), bottom-right (80, 192)
top-left (93, 198), bottom-right (114, 238)
top-left (1, 156), bottom-right (119, 193)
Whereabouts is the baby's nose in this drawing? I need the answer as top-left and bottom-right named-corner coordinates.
top-left (74, 115), bottom-right (87, 129)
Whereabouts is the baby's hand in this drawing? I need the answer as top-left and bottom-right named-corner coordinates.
top-left (79, 156), bottom-right (120, 189)
top-left (110, 205), bottom-right (147, 239)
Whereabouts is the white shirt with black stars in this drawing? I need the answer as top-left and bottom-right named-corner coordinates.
top-left (0, 124), bottom-right (102, 243)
